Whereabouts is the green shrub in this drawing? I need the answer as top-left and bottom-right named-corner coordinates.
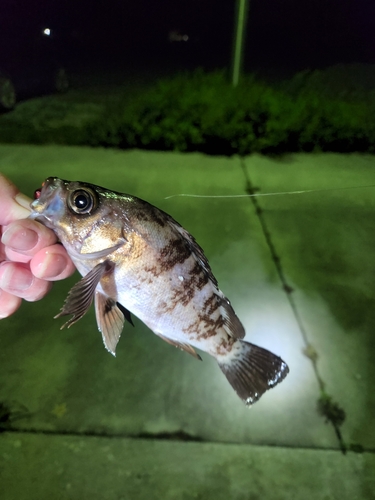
top-left (1, 69), bottom-right (374, 155)
top-left (109, 70), bottom-right (375, 155)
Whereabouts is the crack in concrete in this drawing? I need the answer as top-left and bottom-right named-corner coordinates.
top-left (1, 428), bottom-right (373, 453)
top-left (0, 426), bottom-right (204, 442)
top-left (239, 157), bottom-right (347, 454)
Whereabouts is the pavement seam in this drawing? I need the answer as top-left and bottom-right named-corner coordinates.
top-left (1, 429), bottom-right (373, 454)
top-left (239, 157), bottom-right (349, 454)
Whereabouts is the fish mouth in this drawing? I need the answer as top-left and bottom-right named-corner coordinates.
top-left (29, 177), bottom-right (67, 226)
top-left (31, 177), bottom-right (66, 202)
top-left (28, 211), bottom-right (58, 230)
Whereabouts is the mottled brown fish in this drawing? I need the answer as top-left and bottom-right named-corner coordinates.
top-left (30, 177), bottom-right (289, 405)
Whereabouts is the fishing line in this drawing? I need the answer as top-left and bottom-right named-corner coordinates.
top-left (164, 183), bottom-right (375, 200)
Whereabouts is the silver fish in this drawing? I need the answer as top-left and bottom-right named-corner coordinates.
top-left (30, 177), bottom-right (289, 405)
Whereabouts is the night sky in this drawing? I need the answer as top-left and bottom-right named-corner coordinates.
top-left (2, 0), bottom-right (375, 75)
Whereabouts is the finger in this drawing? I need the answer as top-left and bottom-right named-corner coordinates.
top-left (0, 234), bottom-right (5, 262)
top-left (0, 289), bottom-right (22, 319)
top-left (4, 247), bottom-right (31, 264)
top-left (2, 219), bottom-right (58, 260)
top-left (0, 174), bottom-right (31, 225)
top-left (30, 245), bottom-right (76, 281)
top-left (0, 262), bottom-right (52, 302)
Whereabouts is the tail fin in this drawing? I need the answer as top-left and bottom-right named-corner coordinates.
top-left (218, 340), bottom-right (289, 406)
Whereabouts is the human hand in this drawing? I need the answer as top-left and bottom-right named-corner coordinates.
top-left (0, 174), bottom-right (76, 318)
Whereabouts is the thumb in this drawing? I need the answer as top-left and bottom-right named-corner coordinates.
top-left (0, 174), bottom-right (31, 225)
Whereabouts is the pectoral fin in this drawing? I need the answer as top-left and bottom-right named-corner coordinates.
top-left (156, 333), bottom-right (202, 360)
top-left (55, 261), bottom-right (114, 329)
top-left (95, 292), bottom-right (126, 356)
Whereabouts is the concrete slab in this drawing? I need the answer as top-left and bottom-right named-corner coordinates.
top-left (243, 153), bottom-right (375, 450)
top-left (1, 146), bottom-right (373, 455)
top-left (1, 432), bottom-right (374, 500)
top-left (0, 145), bottom-right (327, 449)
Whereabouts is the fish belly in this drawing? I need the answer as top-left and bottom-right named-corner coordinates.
top-left (113, 256), bottom-right (229, 357)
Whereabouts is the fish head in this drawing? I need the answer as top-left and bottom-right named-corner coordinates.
top-left (30, 177), bottom-right (128, 260)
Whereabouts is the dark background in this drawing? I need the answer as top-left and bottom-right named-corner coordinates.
top-left (2, 0), bottom-right (374, 78)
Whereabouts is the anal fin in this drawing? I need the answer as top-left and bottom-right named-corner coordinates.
top-left (95, 292), bottom-right (125, 356)
top-left (156, 333), bottom-right (202, 361)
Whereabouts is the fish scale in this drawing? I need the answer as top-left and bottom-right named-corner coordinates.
top-left (30, 177), bottom-right (289, 406)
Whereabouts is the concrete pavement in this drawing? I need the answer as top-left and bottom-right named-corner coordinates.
top-left (0, 145), bottom-right (374, 498)
top-left (243, 153), bottom-right (375, 450)
top-left (1, 432), bottom-right (374, 500)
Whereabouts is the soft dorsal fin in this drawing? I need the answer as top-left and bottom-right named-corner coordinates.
top-left (55, 260), bottom-right (114, 329)
top-left (219, 294), bottom-right (245, 339)
top-left (156, 333), bottom-right (202, 360)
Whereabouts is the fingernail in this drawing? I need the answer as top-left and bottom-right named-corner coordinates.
top-left (0, 290), bottom-right (7, 319)
top-left (15, 193), bottom-right (32, 211)
top-left (1, 224), bottom-right (38, 251)
top-left (0, 263), bottom-right (33, 292)
top-left (35, 252), bottom-right (69, 279)
top-left (0, 290), bottom-right (11, 319)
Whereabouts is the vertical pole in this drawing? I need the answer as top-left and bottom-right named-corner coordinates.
top-left (231, 0), bottom-right (249, 87)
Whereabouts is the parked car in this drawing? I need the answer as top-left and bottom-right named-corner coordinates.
top-left (0, 23), bottom-right (68, 111)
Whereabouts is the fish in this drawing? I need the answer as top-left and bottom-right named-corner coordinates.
top-left (30, 177), bottom-right (289, 406)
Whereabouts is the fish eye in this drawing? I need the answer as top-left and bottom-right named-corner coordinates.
top-left (68, 188), bottom-right (97, 215)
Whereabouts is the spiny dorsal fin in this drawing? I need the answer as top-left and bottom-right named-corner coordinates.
top-left (165, 216), bottom-right (218, 287)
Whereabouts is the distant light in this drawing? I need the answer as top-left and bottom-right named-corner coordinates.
top-left (43, 28), bottom-right (51, 36)
top-left (168, 30), bottom-right (189, 43)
